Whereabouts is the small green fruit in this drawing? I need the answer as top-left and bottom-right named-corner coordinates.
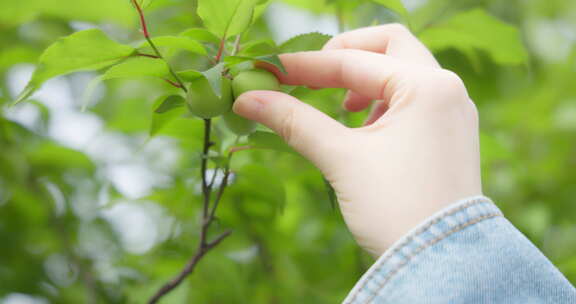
top-left (186, 76), bottom-right (232, 118)
top-left (232, 69), bottom-right (280, 98)
top-left (223, 69), bottom-right (280, 136)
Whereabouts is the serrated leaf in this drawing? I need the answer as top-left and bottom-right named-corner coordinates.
top-left (13, 29), bottom-right (134, 105)
top-left (247, 131), bottom-right (295, 154)
top-left (139, 36), bottom-right (207, 55)
top-left (197, 0), bottom-right (260, 38)
top-left (224, 55), bottom-right (286, 73)
top-left (150, 95), bottom-right (187, 136)
top-left (372, 0), bottom-right (409, 20)
top-left (418, 9), bottom-right (528, 65)
top-left (239, 39), bottom-right (279, 56)
top-left (279, 32), bottom-right (332, 53)
top-left (201, 64), bottom-right (225, 98)
top-left (179, 28), bottom-right (221, 44)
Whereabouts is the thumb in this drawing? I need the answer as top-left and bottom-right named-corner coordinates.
top-left (233, 90), bottom-right (348, 166)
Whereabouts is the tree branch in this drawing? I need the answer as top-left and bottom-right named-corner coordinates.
top-left (147, 231), bottom-right (232, 304)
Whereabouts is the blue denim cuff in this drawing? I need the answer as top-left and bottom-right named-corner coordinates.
top-left (343, 196), bottom-right (502, 303)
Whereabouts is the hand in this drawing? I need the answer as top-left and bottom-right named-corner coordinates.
top-left (232, 24), bottom-right (483, 257)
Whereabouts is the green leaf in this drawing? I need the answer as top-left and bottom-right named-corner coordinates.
top-left (101, 57), bottom-right (169, 80)
top-left (81, 57), bottom-right (170, 111)
top-left (179, 28), bottom-right (221, 44)
top-left (197, 0), bottom-right (260, 38)
top-left (13, 29), bottom-right (134, 105)
top-left (150, 95), bottom-right (187, 136)
top-left (154, 95), bottom-right (186, 114)
top-left (247, 131), bottom-right (295, 154)
top-left (224, 55), bottom-right (286, 73)
top-left (239, 39), bottom-right (279, 57)
top-left (139, 36), bottom-right (207, 55)
top-left (372, 0), bottom-right (409, 20)
top-left (177, 69), bottom-right (204, 82)
top-left (418, 9), bottom-right (529, 65)
top-left (28, 143), bottom-right (94, 171)
top-left (279, 32), bottom-right (332, 53)
top-left (201, 63), bottom-right (226, 98)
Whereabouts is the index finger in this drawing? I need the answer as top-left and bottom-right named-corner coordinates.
top-left (263, 49), bottom-right (420, 101)
top-left (323, 24), bottom-right (440, 68)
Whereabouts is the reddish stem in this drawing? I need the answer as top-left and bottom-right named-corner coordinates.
top-left (136, 52), bottom-right (160, 59)
top-left (163, 78), bottom-right (183, 89)
top-left (214, 38), bottom-right (226, 63)
top-left (131, 0), bottom-right (150, 38)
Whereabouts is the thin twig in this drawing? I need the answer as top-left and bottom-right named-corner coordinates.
top-left (147, 231), bottom-right (232, 304)
top-left (201, 118), bottom-right (212, 218)
top-left (163, 78), bottom-right (184, 89)
top-left (130, 0), bottom-right (188, 92)
top-left (214, 37), bottom-right (226, 63)
top-left (136, 52), bottom-right (160, 59)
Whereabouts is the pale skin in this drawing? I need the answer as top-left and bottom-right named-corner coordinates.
top-left (233, 24), bottom-right (482, 257)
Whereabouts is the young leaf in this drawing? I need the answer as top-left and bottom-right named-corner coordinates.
top-left (197, 0), bottom-right (260, 38)
top-left (247, 131), bottom-right (295, 154)
top-left (139, 36), bottom-right (207, 55)
top-left (177, 69), bottom-right (204, 82)
top-left (150, 95), bottom-right (187, 136)
top-left (224, 55), bottom-right (286, 73)
top-left (239, 39), bottom-right (279, 57)
top-left (279, 32), bottom-right (332, 53)
top-left (81, 57), bottom-right (170, 111)
top-left (179, 28), bottom-right (221, 44)
top-left (418, 9), bottom-right (529, 65)
top-left (372, 0), bottom-right (409, 20)
top-left (13, 29), bottom-right (135, 105)
top-left (101, 57), bottom-right (170, 80)
top-left (201, 63), bottom-right (225, 98)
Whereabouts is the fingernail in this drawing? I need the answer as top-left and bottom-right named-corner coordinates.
top-left (233, 94), bottom-right (265, 120)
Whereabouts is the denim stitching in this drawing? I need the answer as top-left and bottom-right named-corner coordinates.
top-left (346, 197), bottom-right (498, 303)
top-left (362, 213), bottom-right (502, 304)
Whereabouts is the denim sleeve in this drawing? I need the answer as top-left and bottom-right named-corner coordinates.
top-left (343, 196), bottom-right (576, 304)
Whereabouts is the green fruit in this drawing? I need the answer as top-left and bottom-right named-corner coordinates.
top-left (224, 69), bottom-right (280, 136)
top-left (222, 111), bottom-right (257, 136)
top-left (186, 76), bottom-right (232, 118)
top-left (232, 69), bottom-right (280, 98)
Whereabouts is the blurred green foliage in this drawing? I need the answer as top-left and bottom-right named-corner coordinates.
top-left (1, 0), bottom-right (575, 303)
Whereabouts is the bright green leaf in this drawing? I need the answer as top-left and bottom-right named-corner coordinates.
top-left (201, 63), bottom-right (225, 98)
top-left (224, 55), bottom-right (286, 73)
top-left (14, 29), bottom-right (134, 105)
top-left (197, 0), bottom-right (260, 38)
top-left (150, 95), bottom-right (187, 136)
top-left (81, 57), bottom-right (170, 110)
top-left (418, 9), bottom-right (529, 65)
top-left (177, 69), bottom-right (204, 82)
top-left (101, 57), bottom-right (170, 80)
top-left (179, 28), bottom-right (221, 44)
top-left (239, 39), bottom-right (279, 57)
top-left (139, 36), bottom-right (207, 55)
top-left (279, 32), bottom-right (332, 53)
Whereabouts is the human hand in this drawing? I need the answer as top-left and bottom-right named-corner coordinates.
top-left (232, 24), bottom-right (483, 257)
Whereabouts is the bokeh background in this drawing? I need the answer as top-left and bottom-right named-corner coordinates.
top-left (1, 0), bottom-right (575, 303)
